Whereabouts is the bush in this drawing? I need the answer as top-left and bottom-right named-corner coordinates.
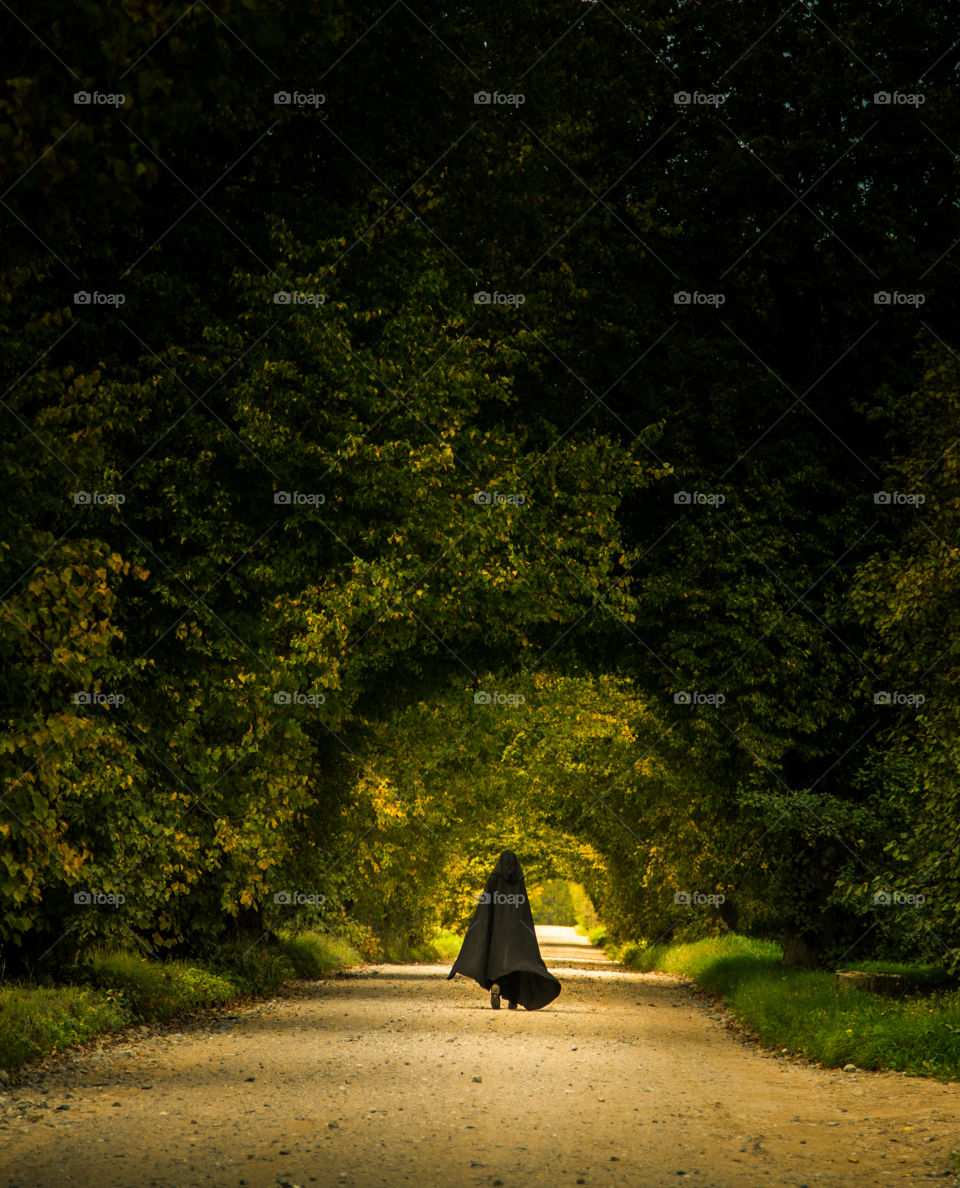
top-left (0, 983), bottom-right (130, 1070)
top-left (0, 930), bottom-right (364, 1073)
top-left (277, 930), bottom-right (362, 976)
top-left (83, 948), bottom-right (237, 1019)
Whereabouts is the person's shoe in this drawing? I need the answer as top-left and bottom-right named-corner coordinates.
top-left (490, 983), bottom-right (501, 1010)
top-left (507, 999), bottom-right (517, 1010)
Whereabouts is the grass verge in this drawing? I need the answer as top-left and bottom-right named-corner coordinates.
top-left (378, 928), bottom-right (463, 964)
top-left (0, 928), bottom-right (361, 1075)
top-left (612, 933), bottom-right (960, 1081)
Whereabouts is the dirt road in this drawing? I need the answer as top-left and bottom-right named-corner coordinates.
top-left (2, 926), bottom-right (957, 1187)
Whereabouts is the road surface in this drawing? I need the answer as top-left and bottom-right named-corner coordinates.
top-left (1, 926), bottom-right (957, 1187)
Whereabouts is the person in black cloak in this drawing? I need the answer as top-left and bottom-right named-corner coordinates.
top-left (447, 849), bottom-right (561, 1010)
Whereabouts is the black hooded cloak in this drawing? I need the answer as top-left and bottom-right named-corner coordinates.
top-left (446, 850), bottom-right (561, 1010)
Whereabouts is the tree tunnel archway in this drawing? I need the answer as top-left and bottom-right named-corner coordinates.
top-left (319, 667), bottom-right (727, 953)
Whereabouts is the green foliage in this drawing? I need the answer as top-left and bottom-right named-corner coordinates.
top-left (569, 883), bottom-right (602, 935)
top-left (77, 948), bottom-right (238, 1019)
top-left (844, 341), bottom-right (960, 975)
top-left (0, 983), bottom-right (129, 1071)
top-left (618, 934), bottom-right (783, 977)
top-left (377, 929), bottom-right (463, 964)
top-left (422, 929), bottom-right (464, 963)
top-left (530, 879), bottom-right (602, 928)
top-left (276, 930), bottom-right (362, 978)
top-left (618, 935), bottom-right (960, 1080)
top-left (0, 933), bottom-right (362, 1071)
top-left (2, 0), bottom-right (959, 986)
top-left (528, 881), bottom-right (577, 926)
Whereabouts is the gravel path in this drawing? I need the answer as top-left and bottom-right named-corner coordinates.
top-left (1, 927), bottom-right (957, 1187)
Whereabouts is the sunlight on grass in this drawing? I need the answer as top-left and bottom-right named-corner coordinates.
top-left (615, 934), bottom-right (960, 1080)
top-left (0, 932), bottom-right (363, 1072)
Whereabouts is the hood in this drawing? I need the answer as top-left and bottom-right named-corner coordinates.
top-left (494, 849), bottom-right (523, 882)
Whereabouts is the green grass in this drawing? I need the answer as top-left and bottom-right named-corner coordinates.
top-left (613, 934), bottom-right (960, 1081)
top-left (423, 928), bottom-right (464, 961)
top-left (0, 984), bottom-right (129, 1071)
top-left (0, 930), bottom-right (362, 1074)
top-left (81, 948), bottom-right (239, 1018)
top-left (276, 929), bottom-right (363, 980)
top-left (379, 928), bottom-right (463, 963)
